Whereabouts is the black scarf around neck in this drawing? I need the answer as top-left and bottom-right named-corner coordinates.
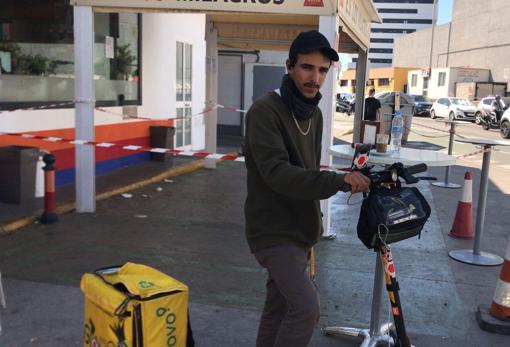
top-left (279, 74), bottom-right (322, 120)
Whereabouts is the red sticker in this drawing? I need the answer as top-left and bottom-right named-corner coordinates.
top-left (304, 0), bottom-right (324, 7)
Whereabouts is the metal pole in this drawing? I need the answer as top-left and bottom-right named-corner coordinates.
top-left (369, 254), bottom-right (384, 335)
top-left (473, 145), bottom-right (491, 255)
top-left (73, 6), bottom-right (96, 212)
top-left (444, 122), bottom-right (455, 183)
top-left (432, 121), bottom-right (461, 188)
top-left (205, 18), bottom-right (218, 169)
top-left (428, 0), bottom-right (437, 71)
top-left (449, 144), bottom-right (503, 266)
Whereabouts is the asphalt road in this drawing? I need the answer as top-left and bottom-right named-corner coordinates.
top-left (334, 113), bottom-right (510, 193)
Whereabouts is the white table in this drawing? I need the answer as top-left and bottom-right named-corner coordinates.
top-left (328, 144), bottom-right (456, 167)
top-left (324, 144), bottom-right (455, 346)
top-left (449, 138), bottom-right (510, 266)
top-left (432, 119), bottom-right (464, 189)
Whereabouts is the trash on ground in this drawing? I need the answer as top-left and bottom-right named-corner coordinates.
top-left (156, 187), bottom-right (163, 192)
top-left (121, 193), bottom-right (133, 198)
top-left (164, 179), bottom-right (174, 183)
top-left (134, 214), bottom-right (148, 219)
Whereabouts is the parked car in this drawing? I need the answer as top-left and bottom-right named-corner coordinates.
top-left (475, 96), bottom-right (508, 124)
top-left (411, 95), bottom-right (433, 117)
top-left (430, 97), bottom-right (477, 121)
top-left (500, 107), bottom-right (510, 138)
top-left (336, 93), bottom-right (355, 114)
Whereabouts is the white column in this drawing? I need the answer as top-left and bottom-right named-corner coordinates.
top-left (73, 6), bottom-right (96, 212)
top-left (353, 48), bottom-right (368, 143)
top-left (319, 15), bottom-right (339, 238)
top-left (205, 17), bottom-right (218, 169)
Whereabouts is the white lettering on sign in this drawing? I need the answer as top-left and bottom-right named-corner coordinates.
top-left (458, 69), bottom-right (480, 82)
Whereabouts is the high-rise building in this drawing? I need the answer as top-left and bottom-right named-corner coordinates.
top-left (352, 0), bottom-right (436, 68)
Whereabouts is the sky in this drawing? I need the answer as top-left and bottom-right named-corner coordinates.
top-left (338, 0), bottom-right (454, 70)
top-left (437, 0), bottom-right (453, 25)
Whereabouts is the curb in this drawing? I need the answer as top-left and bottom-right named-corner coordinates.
top-left (334, 128), bottom-right (353, 137)
top-left (0, 157), bottom-right (225, 236)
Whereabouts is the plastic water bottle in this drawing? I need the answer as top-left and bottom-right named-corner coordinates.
top-left (390, 111), bottom-right (403, 155)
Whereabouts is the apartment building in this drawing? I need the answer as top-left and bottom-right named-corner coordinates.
top-left (351, 0), bottom-right (435, 68)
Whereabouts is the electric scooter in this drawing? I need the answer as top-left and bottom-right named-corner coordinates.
top-left (323, 144), bottom-right (433, 347)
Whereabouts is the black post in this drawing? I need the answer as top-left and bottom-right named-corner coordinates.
top-left (40, 154), bottom-right (58, 224)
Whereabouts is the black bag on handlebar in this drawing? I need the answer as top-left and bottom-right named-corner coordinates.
top-left (357, 186), bottom-right (431, 249)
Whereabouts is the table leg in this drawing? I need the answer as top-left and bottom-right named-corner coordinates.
top-left (449, 145), bottom-right (503, 266)
top-left (432, 122), bottom-right (461, 189)
top-left (322, 253), bottom-right (394, 345)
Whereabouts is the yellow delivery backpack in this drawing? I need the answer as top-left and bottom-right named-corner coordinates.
top-left (80, 262), bottom-right (192, 347)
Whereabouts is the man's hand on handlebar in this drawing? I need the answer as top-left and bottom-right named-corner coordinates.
top-left (343, 171), bottom-right (371, 193)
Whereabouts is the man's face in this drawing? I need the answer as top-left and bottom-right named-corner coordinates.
top-left (288, 51), bottom-right (331, 99)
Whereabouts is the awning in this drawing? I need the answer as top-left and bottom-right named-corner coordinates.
top-left (71, 0), bottom-right (380, 53)
top-left (70, 0), bottom-right (336, 16)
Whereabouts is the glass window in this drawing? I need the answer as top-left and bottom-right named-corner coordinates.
top-left (411, 74), bottom-right (418, 87)
top-left (175, 41), bottom-right (192, 148)
top-left (451, 98), bottom-right (472, 106)
top-left (412, 95), bottom-right (431, 102)
top-left (0, 1), bottom-right (140, 109)
top-left (340, 79), bottom-right (348, 87)
top-left (378, 78), bottom-right (390, 86)
top-left (438, 72), bottom-right (446, 87)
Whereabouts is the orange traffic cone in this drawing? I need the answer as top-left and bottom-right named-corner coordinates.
top-left (477, 239), bottom-right (510, 334)
top-left (449, 171), bottom-right (473, 239)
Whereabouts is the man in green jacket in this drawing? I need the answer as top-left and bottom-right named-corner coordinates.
top-left (244, 31), bottom-right (371, 347)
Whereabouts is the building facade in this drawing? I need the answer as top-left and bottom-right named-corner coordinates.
top-left (359, 0), bottom-right (435, 68)
top-left (407, 67), bottom-right (490, 100)
top-left (0, 1), bottom-right (207, 185)
top-left (339, 67), bottom-right (416, 95)
top-left (393, 0), bottom-right (510, 94)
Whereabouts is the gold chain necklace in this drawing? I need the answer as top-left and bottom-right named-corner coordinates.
top-left (291, 112), bottom-right (311, 136)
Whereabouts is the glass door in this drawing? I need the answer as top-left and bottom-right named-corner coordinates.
top-left (175, 41), bottom-right (192, 149)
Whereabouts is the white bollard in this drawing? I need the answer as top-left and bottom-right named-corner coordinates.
top-left (35, 155), bottom-right (44, 198)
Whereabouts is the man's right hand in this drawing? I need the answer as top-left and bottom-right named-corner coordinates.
top-left (343, 171), bottom-right (371, 193)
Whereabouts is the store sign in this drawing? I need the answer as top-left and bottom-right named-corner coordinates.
top-left (421, 68), bottom-right (430, 77)
top-left (458, 69), bottom-right (480, 82)
top-left (70, 0), bottom-right (336, 15)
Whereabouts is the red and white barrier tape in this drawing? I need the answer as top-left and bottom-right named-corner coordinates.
top-left (410, 121), bottom-right (468, 139)
top-left (95, 105), bottom-right (217, 121)
top-left (454, 146), bottom-right (497, 159)
top-left (1, 131), bottom-right (353, 172)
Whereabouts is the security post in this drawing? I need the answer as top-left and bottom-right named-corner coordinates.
top-left (40, 153), bottom-right (58, 224)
